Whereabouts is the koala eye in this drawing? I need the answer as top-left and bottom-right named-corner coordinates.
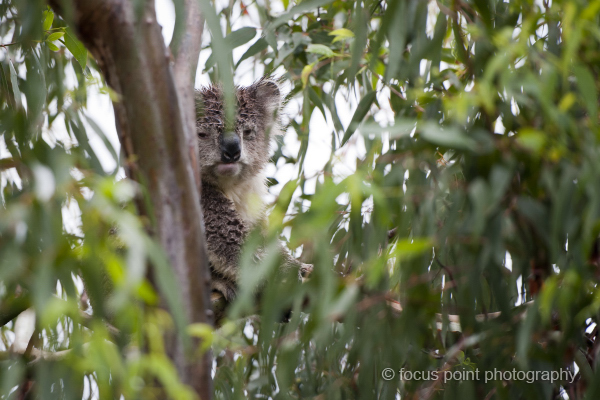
top-left (243, 128), bottom-right (253, 138)
top-left (198, 131), bottom-right (209, 139)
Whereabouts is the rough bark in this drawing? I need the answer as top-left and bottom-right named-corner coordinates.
top-left (48, 0), bottom-right (212, 398)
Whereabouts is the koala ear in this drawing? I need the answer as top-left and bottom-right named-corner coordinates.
top-left (194, 89), bottom-right (205, 119)
top-left (255, 79), bottom-right (281, 116)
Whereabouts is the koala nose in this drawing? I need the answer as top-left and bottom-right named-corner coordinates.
top-left (220, 134), bottom-right (241, 163)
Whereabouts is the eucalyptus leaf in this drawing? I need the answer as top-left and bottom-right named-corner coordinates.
top-left (63, 28), bottom-right (87, 69)
top-left (47, 32), bottom-right (64, 42)
top-left (418, 122), bottom-right (477, 151)
top-left (342, 91), bottom-right (377, 145)
top-left (42, 9), bottom-right (54, 31)
top-left (573, 64), bottom-right (598, 122)
top-left (329, 28), bottom-right (354, 43)
top-left (306, 44), bottom-right (337, 58)
top-left (236, 37), bottom-right (268, 67)
top-left (8, 59), bottom-right (21, 108)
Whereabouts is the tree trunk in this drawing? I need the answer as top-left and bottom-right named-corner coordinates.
top-left (48, 0), bottom-right (212, 398)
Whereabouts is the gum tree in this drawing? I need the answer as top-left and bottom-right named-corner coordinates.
top-left (1, 0), bottom-right (212, 398)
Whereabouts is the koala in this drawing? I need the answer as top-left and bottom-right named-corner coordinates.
top-left (195, 78), bottom-right (311, 306)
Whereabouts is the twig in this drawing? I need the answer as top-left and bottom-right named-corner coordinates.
top-left (372, 72), bottom-right (406, 100)
top-left (27, 343), bottom-right (92, 365)
top-left (23, 328), bottom-right (39, 359)
top-left (421, 334), bottom-right (484, 400)
top-left (0, 158), bottom-right (17, 170)
top-left (78, 310), bottom-right (121, 337)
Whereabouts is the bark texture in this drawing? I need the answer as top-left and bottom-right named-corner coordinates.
top-left (49, 0), bottom-right (212, 398)
top-left (170, 0), bottom-right (204, 188)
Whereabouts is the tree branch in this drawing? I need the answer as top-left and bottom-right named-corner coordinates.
top-left (47, 0), bottom-right (212, 397)
top-left (170, 0), bottom-right (204, 189)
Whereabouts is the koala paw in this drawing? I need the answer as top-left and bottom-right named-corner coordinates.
top-left (211, 279), bottom-right (236, 302)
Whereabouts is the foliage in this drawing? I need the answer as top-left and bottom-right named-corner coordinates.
top-left (0, 4), bottom-right (196, 399)
top-left (210, 0), bottom-right (600, 398)
top-left (2, 0), bottom-right (600, 399)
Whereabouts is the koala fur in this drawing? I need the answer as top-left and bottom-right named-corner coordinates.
top-left (195, 78), bottom-right (311, 303)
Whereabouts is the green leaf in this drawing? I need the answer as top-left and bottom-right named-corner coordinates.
top-left (516, 128), bottom-right (546, 155)
top-left (1, 359), bottom-right (25, 396)
top-left (187, 323), bottom-right (214, 353)
top-left (538, 276), bottom-right (558, 324)
top-left (42, 8), bottom-right (54, 31)
top-left (391, 238), bottom-right (433, 260)
top-left (307, 86), bottom-right (327, 121)
top-left (348, 0), bottom-right (366, 79)
top-left (63, 28), bottom-right (87, 69)
top-left (342, 91), bottom-right (377, 145)
top-left (306, 44), bottom-right (337, 58)
top-left (573, 64), bottom-right (598, 122)
top-left (329, 28), bottom-right (354, 43)
top-left (197, 0), bottom-right (235, 122)
top-left (358, 119), bottom-right (416, 139)
top-left (146, 237), bottom-right (192, 352)
top-left (383, 0), bottom-right (407, 81)
top-left (327, 285), bottom-right (359, 319)
top-left (47, 32), bottom-right (64, 42)
top-left (418, 123), bottom-right (477, 151)
top-left (429, 12), bottom-right (448, 68)
top-left (8, 59), bottom-right (21, 108)
top-left (266, 177), bottom-right (279, 187)
top-left (67, 113), bottom-right (105, 174)
top-left (265, 0), bottom-right (336, 33)
top-left (225, 27), bottom-right (257, 49)
top-left (301, 63), bottom-right (316, 88)
top-left (236, 37), bottom-right (268, 67)
top-left (203, 26), bottom-right (257, 68)
top-left (47, 42), bottom-right (60, 52)
top-left (84, 115), bottom-right (119, 169)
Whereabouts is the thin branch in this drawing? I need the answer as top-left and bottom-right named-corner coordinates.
top-left (0, 158), bottom-right (18, 170)
top-left (386, 298), bottom-right (533, 332)
top-left (435, 258), bottom-right (457, 292)
top-left (372, 72), bottom-right (406, 100)
top-left (78, 310), bottom-right (120, 337)
top-left (23, 328), bottom-right (39, 360)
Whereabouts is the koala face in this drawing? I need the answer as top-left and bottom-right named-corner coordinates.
top-left (195, 79), bottom-right (281, 188)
